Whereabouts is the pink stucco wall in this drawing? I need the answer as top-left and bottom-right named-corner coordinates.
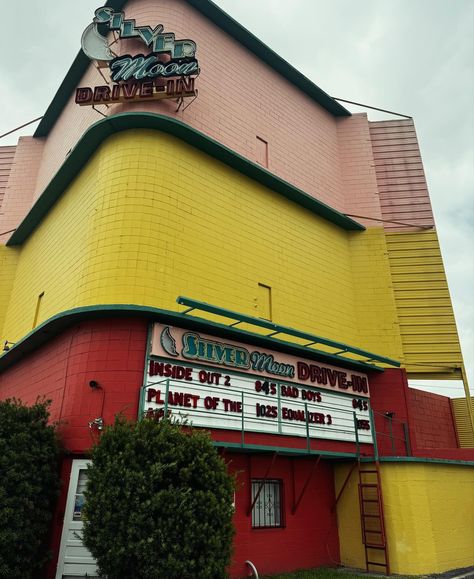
top-left (33, 0), bottom-right (351, 210)
top-left (337, 114), bottom-right (383, 228)
top-left (0, 137), bottom-right (44, 241)
top-left (370, 119), bottom-right (434, 230)
top-left (5, 0), bottom-right (389, 235)
top-left (0, 146), bottom-right (16, 213)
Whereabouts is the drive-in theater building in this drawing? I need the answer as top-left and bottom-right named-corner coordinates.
top-left (0, 1), bottom-right (473, 577)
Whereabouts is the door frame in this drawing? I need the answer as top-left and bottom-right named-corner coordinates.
top-left (55, 459), bottom-right (91, 579)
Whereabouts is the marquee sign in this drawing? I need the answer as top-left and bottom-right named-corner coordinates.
top-left (142, 325), bottom-right (374, 445)
top-left (151, 325), bottom-right (370, 395)
top-left (76, 7), bottom-right (199, 106)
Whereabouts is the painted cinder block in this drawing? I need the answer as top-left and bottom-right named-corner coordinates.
top-left (335, 461), bottom-right (474, 575)
top-left (0, 318), bottom-right (344, 578)
top-left (32, 0), bottom-right (348, 219)
top-left (0, 137), bottom-right (44, 236)
top-left (0, 319), bottom-right (148, 450)
top-left (0, 131), bottom-right (403, 366)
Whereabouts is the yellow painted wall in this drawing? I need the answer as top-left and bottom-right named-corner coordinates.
top-left (335, 462), bottom-right (474, 574)
top-left (0, 245), bottom-right (19, 342)
top-left (0, 130), bottom-right (402, 364)
top-left (452, 397), bottom-right (474, 447)
top-left (349, 229), bottom-right (404, 364)
top-left (334, 463), bottom-right (366, 570)
top-left (385, 231), bottom-right (463, 379)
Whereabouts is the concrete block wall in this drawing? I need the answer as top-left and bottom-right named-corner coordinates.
top-left (1, 130), bottom-right (404, 363)
top-left (32, 0), bottom-right (351, 219)
top-left (408, 388), bottom-right (458, 449)
top-left (337, 114), bottom-right (383, 227)
top-left (336, 461), bottom-right (474, 575)
top-left (0, 146), bottom-right (15, 212)
top-left (0, 318), bottom-right (148, 452)
top-left (0, 137), bottom-right (44, 239)
top-left (369, 119), bottom-right (434, 230)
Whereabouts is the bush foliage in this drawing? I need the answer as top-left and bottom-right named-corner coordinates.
top-left (0, 399), bottom-right (59, 579)
top-left (82, 417), bottom-right (235, 579)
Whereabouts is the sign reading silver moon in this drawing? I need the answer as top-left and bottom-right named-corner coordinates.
top-left (81, 6), bottom-right (198, 69)
top-left (77, 6), bottom-right (199, 106)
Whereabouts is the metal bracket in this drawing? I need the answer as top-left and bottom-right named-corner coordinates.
top-left (292, 455), bottom-right (321, 514)
top-left (331, 460), bottom-right (359, 512)
top-left (247, 451), bottom-right (278, 516)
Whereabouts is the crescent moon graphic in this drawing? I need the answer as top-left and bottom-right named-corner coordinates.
top-left (160, 326), bottom-right (179, 357)
top-left (81, 23), bottom-right (114, 62)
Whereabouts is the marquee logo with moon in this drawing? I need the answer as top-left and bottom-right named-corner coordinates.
top-left (76, 6), bottom-right (200, 106)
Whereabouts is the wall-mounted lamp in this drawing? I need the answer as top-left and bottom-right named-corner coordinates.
top-left (3, 340), bottom-right (15, 352)
top-left (385, 411), bottom-right (396, 419)
top-left (88, 417), bottom-right (104, 431)
top-left (88, 379), bottom-right (105, 432)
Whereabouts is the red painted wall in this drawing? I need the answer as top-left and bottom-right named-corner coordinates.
top-left (367, 368), bottom-right (413, 456)
top-left (408, 388), bottom-right (458, 449)
top-left (1, 317), bottom-right (465, 579)
top-left (368, 369), bottom-right (461, 455)
top-left (228, 454), bottom-right (339, 577)
top-left (0, 317), bottom-right (342, 579)
top-left (0, 318), bottom-right (148, 452)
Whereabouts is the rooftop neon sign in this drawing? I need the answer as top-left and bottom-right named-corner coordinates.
top-left (80, 6), bottom-right (199, 81)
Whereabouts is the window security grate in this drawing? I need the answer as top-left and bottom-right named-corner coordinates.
top-left (251, 479), bottom-right (283, 528)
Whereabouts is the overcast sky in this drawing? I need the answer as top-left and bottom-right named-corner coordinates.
top-left (1, 1), bottom-right (473, 397)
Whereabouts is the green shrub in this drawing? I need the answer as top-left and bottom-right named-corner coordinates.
top-left (82, 417), bottom-right (235, 579)
top-left (0, 399), bottom-right (59, 579)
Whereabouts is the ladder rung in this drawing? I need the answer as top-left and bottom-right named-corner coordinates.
top-left (360, 483), bottom-right (379, 488)
top-left (365, 542), bottom-right (386, 548)
top-left (362, 499), bottom-right (379, 503)
top-left (362, 514), bottom-right (381, 519)
top-left (367, 561), bottom-right (388, 567)
top-left (360, 470), bottom-right (378, 473)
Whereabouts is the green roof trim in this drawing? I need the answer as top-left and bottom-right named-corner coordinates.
top-left (8, 112), bottom-right (364, 246)
top-left (361, 456), bottom-right (474, 467)
top-left (213, 441), bottom-right (360, 460)
top-left (177, 296), bottom-right (400, 368)
top-left (0, 304), bottom-right (383, 374)
top-left (34, 0), bottom-right (349, 137)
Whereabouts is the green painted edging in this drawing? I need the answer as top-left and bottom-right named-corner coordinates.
top-left (178, 296), bottom-right (400, 367)
top-left (34, 0), bottom-right (349, 138)
top-left (138, 323), bottom-right (154, 421)
top-left (8, 112), bottom-right (364, 246)
top-left (360, 456), bottom-right (474, 467)
top-left (212, 441), bottom-right (358, 459)
top-left (0, 304), bottom-right (384, 374)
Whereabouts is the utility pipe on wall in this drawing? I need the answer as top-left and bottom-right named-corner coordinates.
top-left (245, 560), bottom-right (259, 578)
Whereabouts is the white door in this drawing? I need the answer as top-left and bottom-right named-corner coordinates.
top-left (55, 460), bottom-right (98, 578)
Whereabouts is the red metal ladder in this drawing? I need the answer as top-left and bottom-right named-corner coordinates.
top-left (358, 463), bottom-right (390, 575)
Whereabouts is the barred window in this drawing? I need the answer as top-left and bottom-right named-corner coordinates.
top-left (251, 479), bottom-right (283, 528)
